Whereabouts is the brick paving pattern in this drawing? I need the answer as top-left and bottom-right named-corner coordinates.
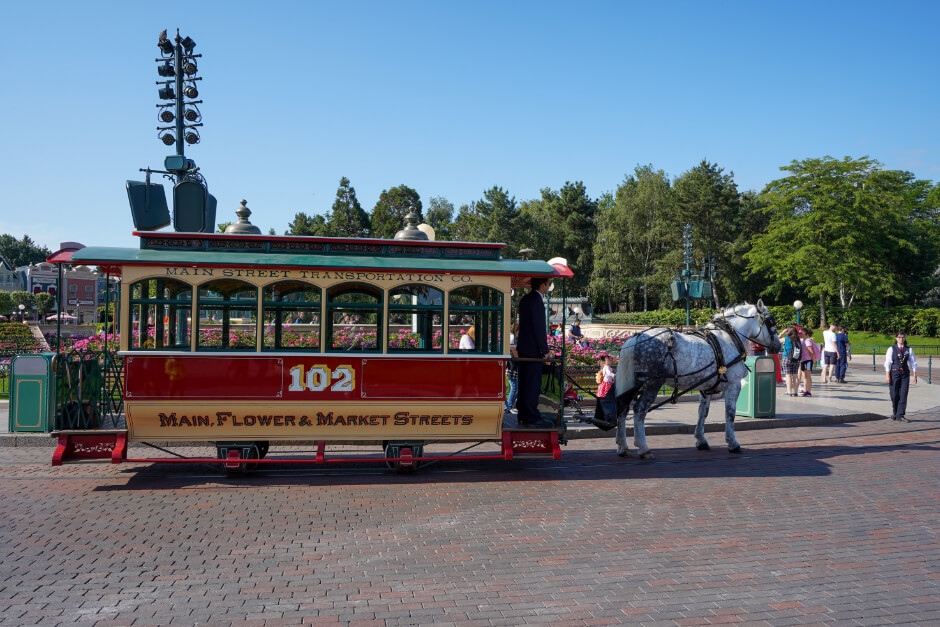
top-left (0, 413), bottom-right (938, 626)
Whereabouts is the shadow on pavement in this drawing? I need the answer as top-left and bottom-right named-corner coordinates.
top-left (93, 436), bottom-right (940, 491)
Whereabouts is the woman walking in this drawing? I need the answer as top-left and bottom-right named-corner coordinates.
top-left (780, 326), bottom-right (802, 397)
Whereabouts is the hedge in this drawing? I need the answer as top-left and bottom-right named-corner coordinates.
top-left (596, 306), bottom-right (940, 337)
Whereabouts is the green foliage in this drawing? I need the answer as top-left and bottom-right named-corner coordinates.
top-left (0, 322), bottom-right (36, 341)
top-left (10, 291), bottom-right (34, 312)
top-left (590, 166), bottom-right (677, 312)
top-left (598, 305), bottom-right (940, 338)
top-left (746, 156), bottom-right (936, 324)
top-left (452, 187), bottom-right (521, 252)
top-left (0, 322), bottom-right (42, 354)
top-left (823, 305), bottom-right (940, 337)
top-left (0, 234), bottom-right (51, 269)
top-left (0, 291), bottom-right (12, 315)
top-left (425, 196), bottom-right (455, 241)
top-left (537, 182), bottom-right (596, 294)
top-left (599, 308), bottom-right (717, 327)
top-left (370, 185), bottom-right (422, 239)
top-left (216, 222), bottom-right (232, 233)
top-left (34, 293), bottom-right (55, 317)
top-left (285, 212), bottom-right (330, 236)
top-left (328, 177), bottom-right (370, 237)
top-left (673, 160), bottom-right (741, 308)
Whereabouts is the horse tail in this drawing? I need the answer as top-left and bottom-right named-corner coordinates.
top-left (615, 335), bottom-right (641, 417)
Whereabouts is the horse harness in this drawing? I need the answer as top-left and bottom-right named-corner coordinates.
top-left (635, 317), bottom-right (751, 411)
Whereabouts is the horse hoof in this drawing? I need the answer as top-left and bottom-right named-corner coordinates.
top-left (696, 442), bottom-right (711, 451)
top-left (729, 446), bottom-right (742, 454)
top-left (639, 451), bottom-right (655, 460)
top-left (617, 447), bottom-right (630, 457)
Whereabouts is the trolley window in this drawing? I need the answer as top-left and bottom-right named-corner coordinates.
top-left (326, 283), bottom-right (382, 352)
top-left (262, 281), bottom-right (321, 351)
top-left (129, 278), bottom-right (192, 350)
top-left (448, 286), bottom-right (503, 354)
top-left (196, 279), bottom-right (258, 350)
top-left (387, 284), bottom-right (444, 352)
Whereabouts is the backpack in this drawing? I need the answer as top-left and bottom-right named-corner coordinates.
top-left (809, 340), bottom-right (821, 362)
top-left (788, 338), bottom-right (802, 361)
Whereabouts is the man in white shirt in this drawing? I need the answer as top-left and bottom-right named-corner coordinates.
top-left (821, 323), bottom-right (839, 383)
top-left (884, 332), bottom-right (917, 422)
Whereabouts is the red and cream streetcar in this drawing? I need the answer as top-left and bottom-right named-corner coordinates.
top-left (50, 211), bottom-right (573, 472)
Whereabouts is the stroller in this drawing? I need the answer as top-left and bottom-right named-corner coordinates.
top-left (564, 370), bottom-right (618, 431)
top-left (563, 383), bottom-right (585, 415)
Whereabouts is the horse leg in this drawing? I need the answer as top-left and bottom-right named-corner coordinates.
top-left (723, 382), bottom-right (742, 453)
top-left (616, 407), bottom-right (630, 457)
top-left (633, 386), bottom-right (658, 460)
top-left (694, 392), bottom-right (711, 451)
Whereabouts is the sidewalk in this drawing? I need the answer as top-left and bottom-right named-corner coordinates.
top-left (1, 366), bottom-right (936, 446)
top-left (558, 364), bottom-right (938, 439)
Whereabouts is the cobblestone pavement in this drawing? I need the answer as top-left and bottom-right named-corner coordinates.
top-left (1, 413), bottom-right (938, 626)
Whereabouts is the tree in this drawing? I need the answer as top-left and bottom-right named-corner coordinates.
top-left (0, 291), bottom-right (12, 316)
top-left (474, 186), bottom-right (521, 252)
top-left (285, 212), bottom-right (330, 236)
top-left (534, 182), bottom-right (597, 294)
top-left (216, 222), bottom-right (232, 233)
top-left (425, 196), bottom-right (455, 241)
top-left (591, 166), bottom-right (677, 312)
top-left (448, 188), bottom-right (528, 253)
top-left (10, 291), bottom-right (35, 321)
top-left (746, 156), bottom-right (920, 327)
top-left (327, 177), bottom-right (370, 237)
top-left (370, 185), bottom-right (422, 239)
top-left (0, 234), bottom-right (51, 268)
top-left (673, 160), bottom-right (741, 309)
top-left (34, 293), bottom-right (55, 320)
top-left (723, 190), bottom-right (774, 304)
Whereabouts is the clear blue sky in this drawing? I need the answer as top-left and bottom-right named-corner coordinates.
top-left (1, 1), bottom-right (937, 251)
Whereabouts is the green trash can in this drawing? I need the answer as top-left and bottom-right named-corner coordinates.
top-left (9, 353), bottom-right (57, 432)
top-left (736, 355), bottom-right (776, 418)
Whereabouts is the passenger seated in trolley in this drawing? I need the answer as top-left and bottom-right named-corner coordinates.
top-left (458, 327), bottom-right (476, 351)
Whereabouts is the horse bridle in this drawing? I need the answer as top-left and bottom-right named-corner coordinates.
top-left (720, 306), bottom-right (778, 349)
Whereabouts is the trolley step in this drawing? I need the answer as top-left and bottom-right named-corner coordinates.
top-left (51, 430), bottom-right (128, 466)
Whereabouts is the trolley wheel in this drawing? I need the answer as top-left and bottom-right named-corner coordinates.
top-left (384, 441), bottom-right (424, 473)
top-left (254, 441), bottom-right (270, 459)
top-left (216, 442), bottom-right (260, 475)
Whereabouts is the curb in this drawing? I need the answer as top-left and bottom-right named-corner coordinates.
top-left (563, 412), bottom-right (886, 439)
top-left (0, 412), bottom-right (888, 448)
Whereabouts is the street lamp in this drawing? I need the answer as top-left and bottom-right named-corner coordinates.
top-left (793, 300), bottom-right (803, 326)
top-left (640, 284), bottom-right (647, 312)
top-left (18, 303), bottom-right (25, 323)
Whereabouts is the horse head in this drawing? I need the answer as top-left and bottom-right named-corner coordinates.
top-left (755, 299), bottom-right (781, 354)
top-left (718, 300), bottom-right (781, 354)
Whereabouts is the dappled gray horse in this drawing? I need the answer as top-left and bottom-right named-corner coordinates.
top-left (614, 301), bottom-right (781, 459)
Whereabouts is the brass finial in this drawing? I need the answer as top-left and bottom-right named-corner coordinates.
top-left (393, 210), bottom-right (429, 240)
top-left (224, 199), bottom-right (262, 235)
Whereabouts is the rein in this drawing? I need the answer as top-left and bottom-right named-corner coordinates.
top-left (632, 312), bottom-right (764, 410)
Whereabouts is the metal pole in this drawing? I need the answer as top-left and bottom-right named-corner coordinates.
top-left (872, 348), bottom-right (876, 372)
top-left (558, 279), bottom-right (566, 426)
top-left (174, 33), bottom-right (184, 158)
top-left (56, 263), bottom-right (63, 351)
top-left (928, 355), bottom-right (932, 385)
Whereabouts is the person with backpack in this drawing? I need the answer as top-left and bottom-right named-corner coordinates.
top-left (798, 328), bottom-right (820, 397)
top-left (884, 332), bottom-right (918, 422)
top-left (780, 326), bottom-right (802, 397)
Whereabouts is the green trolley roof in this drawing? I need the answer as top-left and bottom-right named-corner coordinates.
top-left (68, 246), bottom-right (563, 278)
